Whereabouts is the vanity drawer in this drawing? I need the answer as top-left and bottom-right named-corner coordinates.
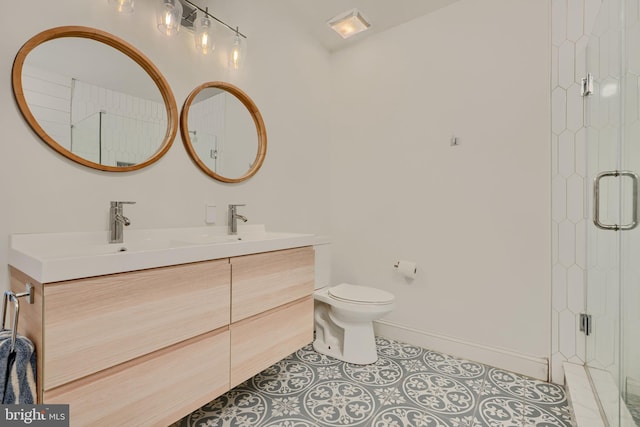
top-left (44, 329), bottom-right (230, 427)
top-left (230, 296), bottom-right (313, 388)
top-left (43, 259), bottom-right (230, 390)
top-left (231, 247), bottom-right (314, 322)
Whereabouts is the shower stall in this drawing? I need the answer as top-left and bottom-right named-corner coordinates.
top-left (585, 0), bottom-right (640, 424)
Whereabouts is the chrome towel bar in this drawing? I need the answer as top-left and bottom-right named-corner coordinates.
top-left (1, 283), bottom-right (34, 353)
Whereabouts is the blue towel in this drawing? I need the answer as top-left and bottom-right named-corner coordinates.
top-left (0, 330), bottom-right (36, 404)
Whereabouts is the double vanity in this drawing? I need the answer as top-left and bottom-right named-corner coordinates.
top-left (7, 22), bottom-right (310, 426)
top-left (9, 225), bottom-right (321, 426)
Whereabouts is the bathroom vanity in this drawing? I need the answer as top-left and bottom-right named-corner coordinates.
top-left (8, 226), bottom-right (319, 426)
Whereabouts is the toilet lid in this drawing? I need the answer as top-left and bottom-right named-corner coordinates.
top-left (328, 283), bottom-right (394, 304)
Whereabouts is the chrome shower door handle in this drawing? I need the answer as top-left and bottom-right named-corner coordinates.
top-left (593, 170), bottom-right (639, 231)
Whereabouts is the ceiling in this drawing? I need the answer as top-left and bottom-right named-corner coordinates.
top-left (282, 0), bottom-right (462, 52)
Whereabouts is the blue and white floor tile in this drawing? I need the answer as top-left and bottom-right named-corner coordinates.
top-left (170, 337), bottom-right (573, 427)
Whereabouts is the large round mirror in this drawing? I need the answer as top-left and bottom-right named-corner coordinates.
top-left (180, 82), bottom-right (267, 183)
top-left (12, 26), bottom-right (178, 172)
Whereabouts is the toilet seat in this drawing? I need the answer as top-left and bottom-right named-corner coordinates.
top-left (328, 283), bottom-right (394, 305)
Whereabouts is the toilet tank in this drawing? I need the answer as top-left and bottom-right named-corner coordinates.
top-left (313, 241), bottom-right (331, 290)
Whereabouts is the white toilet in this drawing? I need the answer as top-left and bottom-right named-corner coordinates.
top-left (312, 243), bottom-right (395, 365)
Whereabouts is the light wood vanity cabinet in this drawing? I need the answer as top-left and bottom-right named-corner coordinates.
top-left (9, 246), bottom-right (314, 427)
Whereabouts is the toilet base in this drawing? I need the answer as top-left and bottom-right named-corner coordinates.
top-left (313, 303), bottom-right (379, 365)
top-left (312, 335), bottom-right (378, 365)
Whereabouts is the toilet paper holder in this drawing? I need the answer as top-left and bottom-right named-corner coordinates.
top-left (393, 260), bottom-right (417, 276)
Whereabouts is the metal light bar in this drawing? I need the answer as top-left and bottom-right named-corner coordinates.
top-left (181, 0), bottom-right (247, 38)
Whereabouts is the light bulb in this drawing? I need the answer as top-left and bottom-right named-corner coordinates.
top-left (230, 34), bottom-right (242, 70)
top-left (108, 0), bottom-right (134, 13)
top-left (156, 0), bottom-right (183, 36)
top-left (195, 13), bottom-right (214, 54)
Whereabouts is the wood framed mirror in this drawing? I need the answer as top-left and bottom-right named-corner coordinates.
top-left (12, 26), bottom-right (178, 172)
top-left (180, 81), bottom-right (267, 183)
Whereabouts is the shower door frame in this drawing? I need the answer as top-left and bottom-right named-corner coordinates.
top-left (585, 0), bottom-right (640, 425)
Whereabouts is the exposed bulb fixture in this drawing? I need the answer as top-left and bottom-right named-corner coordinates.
top-left (156, 0), bottom-right (183, 36)
top-left (229, 30), bottom-right (243, 70)
top-left (194, 10), bottom-right (214, 54)
top-left (327, 8), bottom-right (371, 39)
top-left (108, 0), bottom-right (134, 13)
top-left (116, 0), bottom-right (247, 65)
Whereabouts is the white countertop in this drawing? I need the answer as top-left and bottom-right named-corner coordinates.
top-left (10, 225), bottom-right (330, 283)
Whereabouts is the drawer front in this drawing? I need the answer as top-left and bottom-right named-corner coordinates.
top-left (44, 259), bottom-right (230, 389)
top-left (231, 247), bottom-right (314, 322)
top-left (230, 296), bottom-right (313, 388)
top-left (44, 329), bottom-right (230, 427)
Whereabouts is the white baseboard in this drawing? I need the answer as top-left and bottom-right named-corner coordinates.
top-left (374, 319), bottom-right (549, 381)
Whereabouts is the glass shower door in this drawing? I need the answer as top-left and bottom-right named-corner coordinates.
top-left (586, 0), bottom-right (640, 425)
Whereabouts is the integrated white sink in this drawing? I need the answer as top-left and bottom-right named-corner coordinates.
top-left (10, 225), bottom-right (324, 283)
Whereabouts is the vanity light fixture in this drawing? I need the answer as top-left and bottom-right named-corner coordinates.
top-left (108, 0), bottom-right (134, 13)
top-left (156, 0), bottom-right (183, 36)
top-left (155, 0), bottom-right (247, 64)
top-left (327, 8), bottom-right (371, 39)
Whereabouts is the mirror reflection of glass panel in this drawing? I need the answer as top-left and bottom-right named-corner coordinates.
top-left (12, 26), bottom-right (178, 172)
top-left (70, 109), bottom-right (167, 166)
top-left (71, 111), bottom-right (100, 163)
top-left (188, 88), bottom-right (257, 178)
top-left (22, 38), bottom-right (167, 168)
top-left (180, 81), bottom-right (267, 183)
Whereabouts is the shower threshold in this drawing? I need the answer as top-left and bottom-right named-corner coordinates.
top-left (564, 362), bottom-right (638, 427)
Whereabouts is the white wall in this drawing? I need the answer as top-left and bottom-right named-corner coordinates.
top-left (0, 0), bottom-right (331, 291)
top-left (329, 0), bottom-right (551, 378)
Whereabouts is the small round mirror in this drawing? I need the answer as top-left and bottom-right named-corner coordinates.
top-left (12, 26), bottom-right (178, 172)
top-left (180, 82), bottom-right (267, 183)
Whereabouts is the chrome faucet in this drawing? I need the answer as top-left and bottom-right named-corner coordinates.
top-left (109, 201), bottom-right (135, 243)
top-left (228, 204), bottom-right (248, 234)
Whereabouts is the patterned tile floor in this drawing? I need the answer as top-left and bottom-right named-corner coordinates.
top-left (170, 337), bottom-right (573, 427)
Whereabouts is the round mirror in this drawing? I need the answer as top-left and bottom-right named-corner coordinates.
top-left (180, 82), bottom-right (267, 183)
top-left (12, 26), bottom-right (178, 172)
